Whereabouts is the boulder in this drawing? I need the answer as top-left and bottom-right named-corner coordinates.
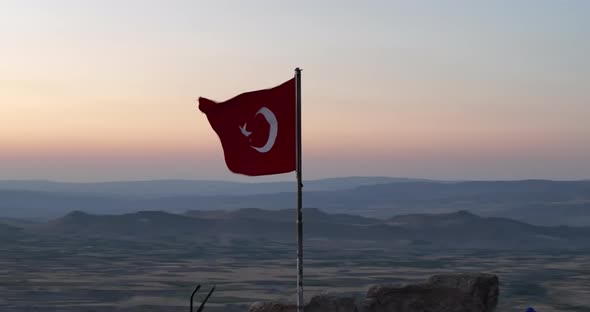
top-left (363, 273), bottom-right (498, 312)
top-left (248, 273), bottom-right (499, 312)
top-left (428, 273), bottom-right (499, 312)
top-left (305, 294), bottom-right (358, 312)
top-left (248, 302), bottom-right (296, 312)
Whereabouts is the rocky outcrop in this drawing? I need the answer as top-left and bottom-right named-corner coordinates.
top-left (363, 273), bottom-right (498, 312)
top-left (248, 302), bottom-right (296, 312)
top-left (427, 273), bottom-right (499, 312)
top-left (248, 273), bottom-right (498, 312)
top-left (305, 294), bottom-right (358, 312)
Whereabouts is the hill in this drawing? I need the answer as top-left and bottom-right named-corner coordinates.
top-left (38, 209), bottom-right (388, 243)
top-left (387, 210), bottom-right (590, 249)
top-left (185, 207), bottom-right (377, 225)
top-left (0, 222), bottom-right (24, 240)
top-left (0, 176), bottom-right (425, 197)
top-left (26, 209), bottom-right (590, 250)
top-left (1, 179), bottom-right (589, 226)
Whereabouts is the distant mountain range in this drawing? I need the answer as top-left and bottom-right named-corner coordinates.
top-left (0, 222), bottom-right (24, 240)
top-left (0, 176), bottom-right (426, 197)
top-left (0, 178), bottom-right (589, 226)
top-left (5, 209), bottom-right (590, 250)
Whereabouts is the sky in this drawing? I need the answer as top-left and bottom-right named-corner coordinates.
top-left (1, 0), bottom-right (589, 182)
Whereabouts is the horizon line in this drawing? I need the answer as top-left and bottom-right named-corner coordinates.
top-left (0, 176), bottom-right (588, 184)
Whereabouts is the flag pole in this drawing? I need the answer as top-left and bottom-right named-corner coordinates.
top-left (294, 67), bottom-right (304, 312)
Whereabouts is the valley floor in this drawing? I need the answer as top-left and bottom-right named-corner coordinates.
top-left (1, 237), bottom-right (590, 312)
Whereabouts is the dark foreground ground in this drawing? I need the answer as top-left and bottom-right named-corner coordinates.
top-left (1, 237), bottom-right (589, 312)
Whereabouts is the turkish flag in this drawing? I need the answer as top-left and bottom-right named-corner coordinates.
top-left (199, 78), bottom-right (296, 176)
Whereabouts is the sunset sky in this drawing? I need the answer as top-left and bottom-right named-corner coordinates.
top-left (1, 1), bottom-right (589, 182)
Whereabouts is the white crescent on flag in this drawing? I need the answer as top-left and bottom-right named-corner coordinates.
top-left (239, 107), bottom-right (278, 153)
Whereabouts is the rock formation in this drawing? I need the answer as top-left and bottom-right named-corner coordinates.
top-left (248, 273), bottom-right (498, 312)
top-left (249, 302), bottom-right (297, 312)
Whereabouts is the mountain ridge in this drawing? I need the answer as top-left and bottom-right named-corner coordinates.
top-left (1, 179), bottom-right (589, 226)
top-left (0, 176), bottom-right (429, 197)
top-left (7, 208), bottom-right (588, 250)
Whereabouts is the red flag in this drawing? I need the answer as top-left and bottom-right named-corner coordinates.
top-left (199, 78), bottom-right (296, 176)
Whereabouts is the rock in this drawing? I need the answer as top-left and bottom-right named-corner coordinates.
top-left (248, 273), bottom-right (499, 312)
top-left (363, 284), bottom-right (479, 312)
top-left (428, 273), bottom-right (499, 312)
top-left (248, 302), bottom-right (297, 312)
top-left (363, 273), bottom-right (499, 312)
top-left (305, 294), bottom-right (358, 312)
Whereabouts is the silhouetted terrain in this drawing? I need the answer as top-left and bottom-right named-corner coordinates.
top-left (2, 178), bottom-right (589, 311)
top-left (0, 177), bottom-right (423, 197)
top-left (1, 208), bottom-right (590, 312)
top-left (0, 223), bottom-right (22, 239)
top-left (2, 209), bottom-right (587, 251)
top-left (1, 179), bottom-right (589, 226)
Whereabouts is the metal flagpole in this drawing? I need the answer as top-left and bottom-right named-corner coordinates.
top-left (295, 67), bottom-right (304, 312)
